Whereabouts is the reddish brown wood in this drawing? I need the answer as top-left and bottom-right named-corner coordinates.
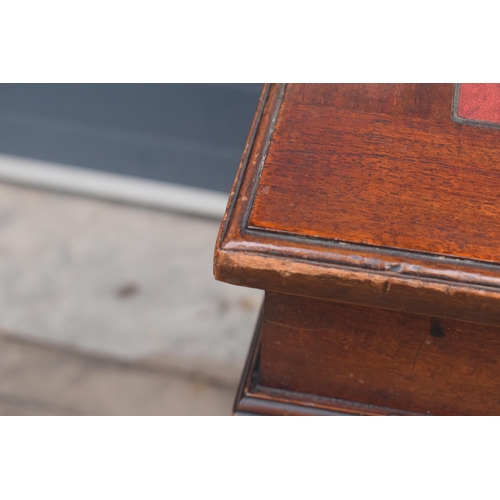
top-left (249, 85), bottom-right (500, 262)
top-left (216, 84), bottom-right (500, 416)
top-left (233, 302), bottom-right (417, 416)
top-left (259, 292), bottom-right (500, 416)
top-left (284, 84), bottom-right (452, 120)
top-left (214, 84), bottom-right (500, 327)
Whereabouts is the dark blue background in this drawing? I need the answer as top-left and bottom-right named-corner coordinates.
top-left (0, 84), bottom-right (262, 193)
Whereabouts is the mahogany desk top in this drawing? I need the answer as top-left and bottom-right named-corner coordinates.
top-left (214, 84), bottom-right (500, 415)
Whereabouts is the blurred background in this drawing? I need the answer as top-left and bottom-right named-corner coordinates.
top-left (0, 84), bottom-right (264, 415)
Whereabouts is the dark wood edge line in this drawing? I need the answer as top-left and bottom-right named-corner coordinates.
top-left (244, 386), bottom-right (422, 416)
top-left (217, 84), bottom-right (271, 245)
top-left (452, 83), bottom-right (500, 130)
top-left (232, 301), bottom-right (265, 415)
top-left (236, 396), bottom-right (351, 416)
top-left (451, 83), bottom-right (461, 123)
top-left (241, 83), bottom-right (287, 232)
top-left (244, 225), bottom-right (500, 274)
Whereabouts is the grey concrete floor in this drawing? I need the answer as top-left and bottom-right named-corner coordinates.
top-left (0, 333), bottom-right (236, 415)
top-left (0, 180), bottom-right (263, 415)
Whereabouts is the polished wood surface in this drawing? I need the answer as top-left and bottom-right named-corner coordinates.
top-left (283, 84), bottom-right (452, 120)
top-left (259, 292), bottom-right (500, 416)
top-left (215, 84), bottom-right (500, 416)
top-left (214, 84), bottom-right (500, 326)
top-left (250, 84), bottom-right (500, 261)
top-left (234, 301), bottom-right (415, 416)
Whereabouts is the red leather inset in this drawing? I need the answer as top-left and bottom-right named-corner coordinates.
top-left (457, 84), bottom-right (500, 124)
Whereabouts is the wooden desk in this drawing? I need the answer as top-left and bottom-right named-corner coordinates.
top-left (214, 84), bottom-right (500, 415)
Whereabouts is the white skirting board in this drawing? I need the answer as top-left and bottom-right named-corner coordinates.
top-left (0, 154), bottom-right (229, 220)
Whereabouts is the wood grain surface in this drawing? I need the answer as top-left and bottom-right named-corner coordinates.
top-left (216, 84), bottom-right (500, 416)
top-left (214, 84), bottom-right (500, 326)
top-left (259, 292), bottom-right (500, 416)
top-left (250, 84), bottom-right (500, 262)
top-left (233, 299), bottom-right (417, 416)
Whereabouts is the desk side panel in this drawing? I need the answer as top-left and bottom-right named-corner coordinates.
top-left (260, 292), bottom-right (500, 416)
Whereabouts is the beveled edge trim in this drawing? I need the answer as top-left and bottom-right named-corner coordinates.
top-left (236, 396), bottom-right (351, 416)
top-left (217, 250), bottom-right (500, 327)
top-left (223, 83), bottom-right (500, 287)
top-left (217, 84), bottom-right (271, 244)
top-left (239, 388), bottom-right (420, 416)
top-left (241, 227), bottom-right (500, 290)
top-left (241, 84), bottom-right (287, 231)
top-left (239, 83), bottom-right (500, 278)
top-left (215, 84), bottom-right (500, 325)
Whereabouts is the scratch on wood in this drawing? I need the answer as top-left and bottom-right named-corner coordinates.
top-left (266, 319), bottom-right (322, 332)
top-left (410, 337), bottom-right (424, 376)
